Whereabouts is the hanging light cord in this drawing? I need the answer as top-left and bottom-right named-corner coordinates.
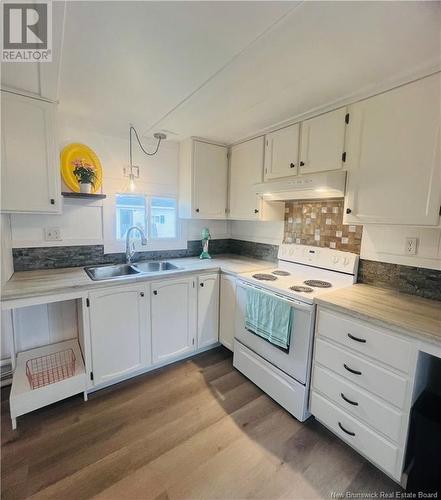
top-left (129, 125), bottom-right (163, 165)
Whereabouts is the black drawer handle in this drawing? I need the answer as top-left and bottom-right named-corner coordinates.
top-left (338, 422), bottom-right (355, 436)
top-left (299, 161), bottom-right (305, 166)
top-left (153, 290), bottom-right (158, 295)
top-left (140, 292), bottom-right (144, 297)
top-left (290, 162), bottom-right (295, 168)
top-left (341, 392), bottom-right (359, 406)
top-left (347, 333), bottom-right (366, 343)
top-left (344, 363), bottom-right (362, 376)
top-left (200, 282), bottom-right (204, 287)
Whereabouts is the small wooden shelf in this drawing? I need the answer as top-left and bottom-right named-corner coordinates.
top-left (62, 192), bottom-right (106, 200)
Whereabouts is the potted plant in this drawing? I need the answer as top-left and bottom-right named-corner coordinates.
top-left (72, 159), bottom-right (97, 193)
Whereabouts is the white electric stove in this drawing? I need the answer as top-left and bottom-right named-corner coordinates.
top-left (233, 244), bottom-right (359, 422)
top-left (238, 243), bottom-right (359, 304)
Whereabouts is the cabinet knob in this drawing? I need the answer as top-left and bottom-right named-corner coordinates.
top-left (254, 209), bottom-right (259, 214)
top-left (200, 282), bottom-right (204, 287)
top-left (346, 208), bottom-right (352, 214)
top-left (290, 163), bottom-right (295, 168)
top-left (153, 290), bottom-right (158, 295)
top-left (50, 199), bottom-right (55, 205)
top-left (299, 161), bottom-right (305, 167)
top-left (195, 208), bottom-right (200, 213)
top-left (140, 292), bottom-right (144, 297)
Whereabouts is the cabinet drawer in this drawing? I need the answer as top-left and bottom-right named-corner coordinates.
top-left (310, 392), bottom-right (400, 480)
top-left (315, 338), bottom-right (408, 408)
top-left (317, 309), bottom-right (411, 373)
top-left (312, 364), bottom-right (404, 443)
top-left (233, 340), bottom-right (309, 422)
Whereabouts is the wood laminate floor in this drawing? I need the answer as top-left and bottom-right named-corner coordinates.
top-left (1, 347), bottom-right (399, 500)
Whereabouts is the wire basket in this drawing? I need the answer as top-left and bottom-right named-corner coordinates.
top-left (26, 349), bottom-right (76, 390)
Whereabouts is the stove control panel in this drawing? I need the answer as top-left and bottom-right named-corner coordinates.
top-left (278, 244), bottom-right (359, 276)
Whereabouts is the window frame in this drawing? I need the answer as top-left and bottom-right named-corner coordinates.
top-left (103, 193), bottom-right (187, 255)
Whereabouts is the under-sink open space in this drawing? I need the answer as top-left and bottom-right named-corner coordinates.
top-left (2, 298), bottom-right (89, 430)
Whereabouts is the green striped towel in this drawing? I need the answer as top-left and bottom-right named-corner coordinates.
top-left (245, 287), bottom-right (293, 349)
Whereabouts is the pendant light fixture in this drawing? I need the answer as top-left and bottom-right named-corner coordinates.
top-left (124, 126), bottom-right (167, 192)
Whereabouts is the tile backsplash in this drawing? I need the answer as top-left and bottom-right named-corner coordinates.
top-left (284, 198), bottom-right (363, 254)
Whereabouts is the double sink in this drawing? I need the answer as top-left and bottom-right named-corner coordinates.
top-left (85, 261), bottom-right (182, 281)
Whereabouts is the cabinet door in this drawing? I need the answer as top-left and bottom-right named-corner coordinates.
top-left (299, 108), bottom-right (347, 174)
top-left (197, 273), bottom-right (219, 349)
top-left (89, 285), bottom-right (150, 386)
top-left (1, 92), bottom-right (60, 213)
top-left (219, 274), bottom-right (236, 351)
top-left (229, 137), bottom-right (264, 220)
top-left (345, 74), bottom-right (441, 225)
top-left (151, 277), bottom-right (196, 364)
top-left (193, 141), bottom-right (228, 219)
top-left (264, 123), bottom-right (299, 180)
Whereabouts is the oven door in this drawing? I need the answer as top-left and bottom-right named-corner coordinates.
top-left (234, 280), bottom-right (315, 385)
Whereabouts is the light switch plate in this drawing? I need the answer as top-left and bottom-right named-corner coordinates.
top-left (44, 227), bottom-right (62, 241)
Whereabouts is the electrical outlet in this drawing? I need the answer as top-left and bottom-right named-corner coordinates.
top-left (405, 237), bottom-right (417, 255)
top-left (44, 227), bottom-right (62, 241)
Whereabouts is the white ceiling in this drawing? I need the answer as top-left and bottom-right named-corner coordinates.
top-left (56, 1), bottom-right (441, 144)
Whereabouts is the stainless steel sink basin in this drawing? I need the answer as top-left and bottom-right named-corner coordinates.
top-left (132, 261), bottom-right (182, 273)
top-left (85, 264), bottom-right (141, 281)
top-left (84, 261), bottom-right (182, 280)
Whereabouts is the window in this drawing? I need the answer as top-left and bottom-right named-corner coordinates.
top-left (115, 194), bottom-right (177, 241)
top-left (151, 197), bottom-right (177, 239)
top-left (116, 195), bottom-right (147, 240)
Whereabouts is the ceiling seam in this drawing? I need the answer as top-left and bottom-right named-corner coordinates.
top-left (144, 1), bottom-right (305, 137)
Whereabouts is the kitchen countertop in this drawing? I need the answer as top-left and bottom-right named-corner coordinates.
top-left (1, 255), bottom-right (273, 304)
top-left (315, 284), bottom-right (441, 345)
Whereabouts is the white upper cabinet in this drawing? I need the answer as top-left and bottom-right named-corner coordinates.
top-left (151, 277), bottom-right (197, 364)
top-left (179, 138), bottom-right (228, 219)
top-left (264, 123), bottom-right (300, 180)
top-left (229, 137), bottom-right (263, 220)
top-left (344, 73), bottom-right (441, 226)
top-left (1, 92), bottom-right (60, 214)
top-left (1, 2), bottom-right (65, 101)
top-left (88, 284), bottom-right (150, 386)
top-left (229, 137), bottom-right (284, 221)
top-left (299, 107), bottom-right (347, 174)
top-left (197, 273), bottom-right (220, 349)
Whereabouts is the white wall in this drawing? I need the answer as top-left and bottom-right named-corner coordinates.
top-left (230, 220), bottom-right (284, 245)
top-left (10, 117), bottom-right (230, 251)
top-left (361, 225), bottom-right (441, 270)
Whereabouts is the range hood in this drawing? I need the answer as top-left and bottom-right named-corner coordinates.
top-left (255, 171), bottom-right (347, 201)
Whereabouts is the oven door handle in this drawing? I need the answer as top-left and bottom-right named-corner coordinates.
top-left (237, 281), bottom-right (313, 312)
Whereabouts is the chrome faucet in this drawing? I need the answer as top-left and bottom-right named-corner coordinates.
top-left (125, 226), bottom-right (147, 264)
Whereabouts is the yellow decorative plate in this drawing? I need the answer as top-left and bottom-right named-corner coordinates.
top-left (60, 143), bottom-right (103, 193)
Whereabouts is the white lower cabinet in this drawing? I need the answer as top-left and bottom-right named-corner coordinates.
top-left (197, 273), bottom-right (220, 349)
top-left (311, 306), bottom-right (414, 482)
top-left (88, 284), bottom-right (150, 386)
top-left (219, 274), bottom-right (236, 351)
top-left (151, 276), bottom-right (197, 364)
